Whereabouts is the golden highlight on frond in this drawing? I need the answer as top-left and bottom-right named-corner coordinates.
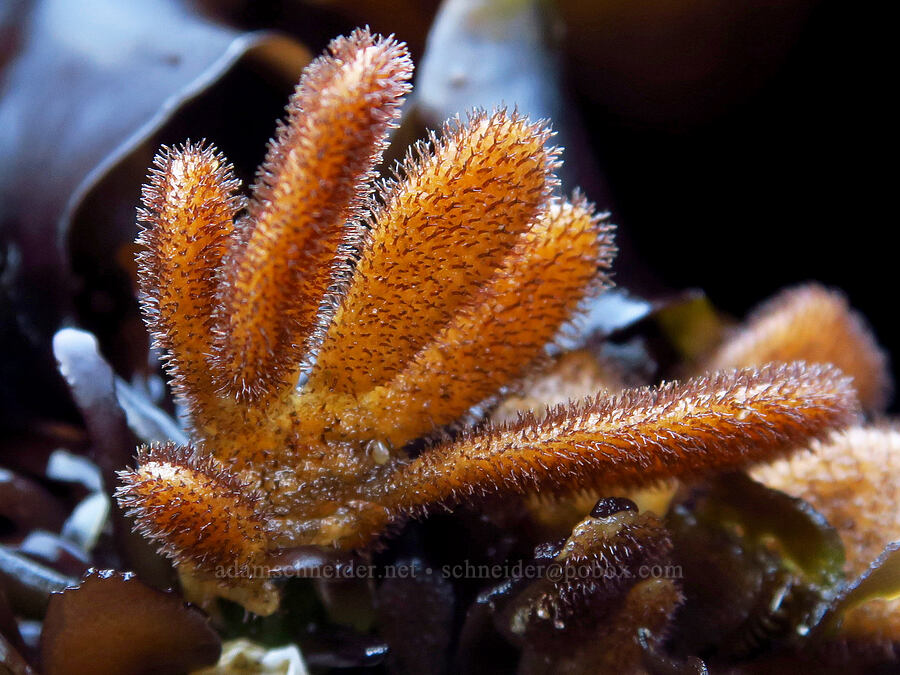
top-left (307, 109), bottom-right (560, 398)
top-left (380, 362), bottom-right (858, 516)
top-left (704, 284), bottom-right (892, 412)
top-left (116, 442), bottom-right (268, 574)
top-left (136, 142), bottom-right (243, 411)
top-left (314, 196), bottom-right (615, 447)
top-left (215, 29), bottom-right (413, 400)
top-left (752, 425), bottom-right (900, 641)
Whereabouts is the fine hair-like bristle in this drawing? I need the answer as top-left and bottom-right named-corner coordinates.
top-left (306, 109), bottom-right (561, 398)
top-left (116, 442), bottom-right (268, 575)
top-left (136, 142), bottom-right (244, 418)
top-left (378, 362), bottom-right (859, 517)
top-left (214, 28), bottom-right (414, 401)
top-left (704, 283), bottom-right (892, 412)
top-left (310, 195), bottom-right (615, 447)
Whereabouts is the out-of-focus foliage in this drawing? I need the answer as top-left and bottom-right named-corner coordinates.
top-left (667, 473), bottom-right (845, 659)
top-left (0, 0), bottom-right (310, 427)
top-left (40, 569), bottom-right (221, 675)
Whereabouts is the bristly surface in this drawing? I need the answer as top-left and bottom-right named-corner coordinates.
top-left (306, 109), bottom-right (561, 398)
top-left (302, 193), bottom-right (615, 447)
top-left (214, 28), bottom-right (413, 401)
top-left (136, 142), bottom-right (243, 417)
top-left (704, 283), bottom-right (891, 412)
top-left (380, 363), bottom-right (858, 517)
top-left (116, 442), bottom-right (267, 573)
top-left (120, 29), bottom-right (863, 615)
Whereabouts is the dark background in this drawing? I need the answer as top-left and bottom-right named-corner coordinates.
top-left (585, 0), bottom-right (895, 404)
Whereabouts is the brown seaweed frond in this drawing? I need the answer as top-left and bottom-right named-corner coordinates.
top-left (119, 29), bottom-right (865, 618)
top-left (305, 194), bottom-right (615, 447)
top-left (135, 142), bottom-right (243, 415)
top-left (499, 498), bottom-right (683, 673)
top-left (306, 109), bottom-right (561, 400)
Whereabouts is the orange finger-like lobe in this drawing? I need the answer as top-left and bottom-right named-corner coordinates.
top-left (116, 443), bottom-right (268, 575)
top-left (704, 284), bottom-right (891, 412)
top-left (328, 197), bottom-right (614, 447)
top-left (216, 29), bottom-right (413, 400)
top-left (308, 109), bottom-right (560, 397)
top-left (136, 143), bottom-right (242, 415)
top-left (378, 362), bottom-right (858, 515)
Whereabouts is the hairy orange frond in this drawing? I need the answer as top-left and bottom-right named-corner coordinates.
top-left (314, 196), bottom-right (614, 446)
top-left (116, 442), bottom-right (268, 574)
top-left (307, 109), bottom-right (560, 398)
top-left (136, 142), bottom-right (243, 414)
top-left (118, 29), bottom-right (871, 624)
top-left (705, 284), bottom-right (891, 412)
top-left (379, 363), bottom-right (858, 517)
top-left (215, 28), bottom-right (413, 400)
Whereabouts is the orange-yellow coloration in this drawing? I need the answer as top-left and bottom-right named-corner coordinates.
top-left (116, 443), bottom-right (267, 572)
top-left (117, 29), bottom-right (861, 614)
top-left (306, 110), bottom-right (560, 397)
top-left (492, 350), bottom-right (677, 537)
top-left (380, 363), bottom-right (858, 517)
top-left (136, 143), bottom-right (242, 415)
top-left (704, 284), bottom-right (892, 412)
top-left (752, 426), bottom-right (900, 641)
top-left (216, 29), bottom-right (413, 400)
top-left (305, 196), bottom-right (614, 447)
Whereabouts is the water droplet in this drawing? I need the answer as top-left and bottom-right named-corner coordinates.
top-left (367, 439), bottom-right (391, 465)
